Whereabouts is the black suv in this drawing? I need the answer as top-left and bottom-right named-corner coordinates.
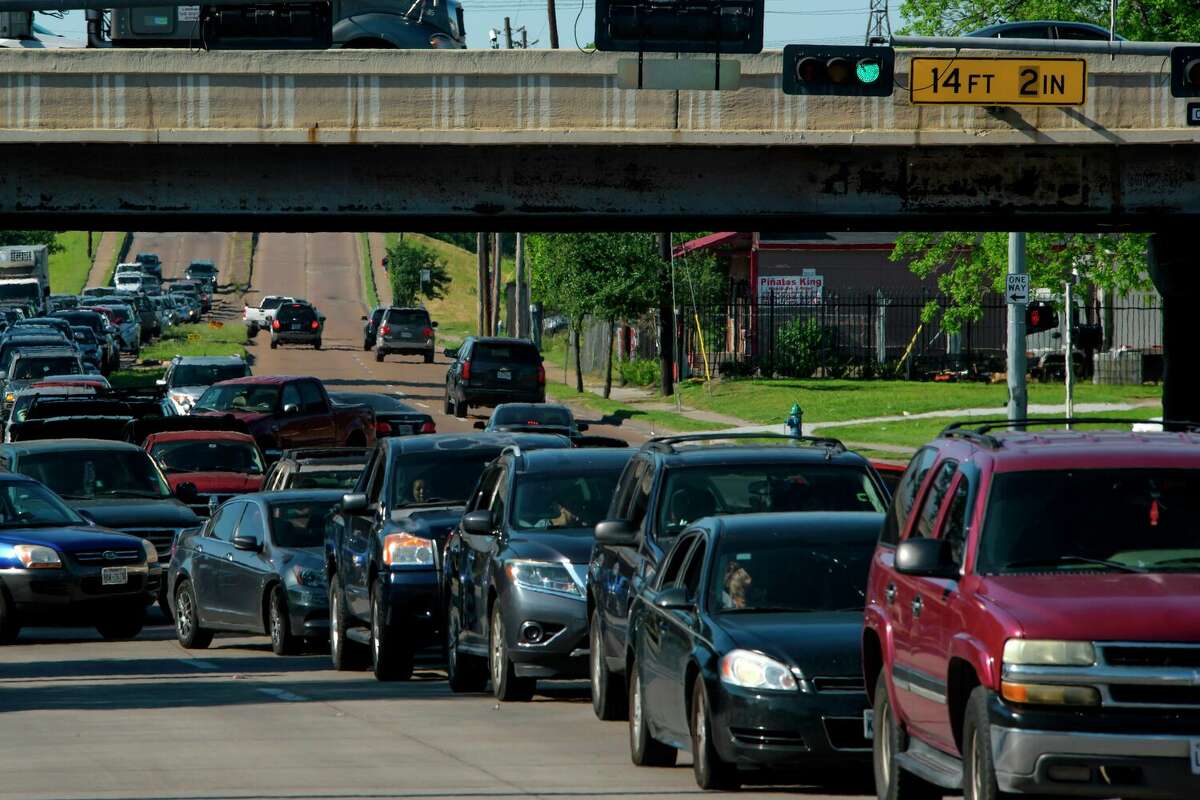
top-left (586, 433), bottom-right (890, 720)
top-left (443, 446), bottom-right (633, 699)
top-left (444, 337), bottom-right (545, 418)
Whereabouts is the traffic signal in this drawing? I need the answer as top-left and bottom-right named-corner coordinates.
top-left (1025, 301), bottom-right (1059, 335)
top-left (783, 45), bottom-right (894, 97)
top-left (595, 0), bottom-right (765, 54)
top-left (1171, 46), bottom-right (1200, 97)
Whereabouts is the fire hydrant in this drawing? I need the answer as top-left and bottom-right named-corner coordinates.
top-left (786, 402), bottom-right (803, 438)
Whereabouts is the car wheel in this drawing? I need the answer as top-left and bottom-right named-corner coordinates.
top-left (963, 686), bottom-right (1012, 800)
top-left (444, 389), bottom-right (454, 416)
top-left (590, 609), bottom-right (627, 720)
top-left (691, 678), bottom-right (740, 789)
top-left (0, 585), bottom-right (20, 645)
top-left (375, 350), bottom-right (384, 363)
top-left (424, 351), bottom-right (434, 364)
top-left (96, 602), bottom-right (146, 640)
top-left (269, 585), bottom-right (300, 656)
top-left (270, 338), bottom-right (278, 350)
top-left (453, 394), bottom-right (468, 419)
top-left (363, 339), bottom-right (372, 351)
top-left (873, 672), bottom-right (943, 800)
top-left (248, 323), bottom-right (259, 338)
top-left (329, 576), bottom-right (366, 671)
top-left (446, 605), bottom-right (487, 693)
top-left (174, 580), bottom-right (213, 649)
top-left (489, 604), bottom-right (534, 701)
top-left (628, 657), bottom-right (676, 767)
top-left (371, 576), bottom-right (413, 681)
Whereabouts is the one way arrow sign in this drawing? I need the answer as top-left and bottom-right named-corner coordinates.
top-left (1006, 274), bottom-right (1030, 305)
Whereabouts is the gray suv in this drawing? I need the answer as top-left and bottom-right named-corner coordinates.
top-left (374, 307), bottom-right (437, 363)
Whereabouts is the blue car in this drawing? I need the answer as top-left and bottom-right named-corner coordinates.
top-left (0, 473), bottom-right (161, 643)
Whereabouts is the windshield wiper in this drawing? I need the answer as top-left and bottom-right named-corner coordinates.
top-left (1142, 556), bottom-right (1200, 568)
top-left (93, 489), bottom-right (169, 499)
top-left (1001, 556), bottom-right (1147, 574)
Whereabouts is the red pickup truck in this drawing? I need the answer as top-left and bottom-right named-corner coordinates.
top-left (191, 376), bottom-right (375, 460)
top-left (865, 421), bottom-right (1200, 800)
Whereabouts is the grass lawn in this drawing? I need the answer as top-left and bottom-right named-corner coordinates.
top-left (676, 379), bottom-right (1162, 425)
top-left (110, 321), bottom-right (249, 389)
top-left (821, 406), bottom-right (1164, 450)
top-left (49, 232), bottom-right (94, 295)
top-left (360, 233), bottom-right (379, 308)
top-left (546, 383), bottom-right (730, 434)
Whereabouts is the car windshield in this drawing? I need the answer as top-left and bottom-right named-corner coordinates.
top-left (72, 328), bottom-right (97, 344)
top-left (11, 357), bottom-right (80, 380)
top-left (151, 440), bottom-right (264, 476)
top-left (194, 384), bottom-right (280, 413)
top-left (291, 469), bottom-right (362, 490)
top-left (171, 363), bottom-right (250, 387)
top-left (0, 481), bottom-right (83, 528)
top-left (474, 343), bottom-right (540, 364)
top-left (18, 450), bottom-right (171, 500)
top-left (0, 284), bottom-right (39, 301)
top-left (978, 468), bottom-right (1200, 574)
top-left (390, 451), bottom-right (501, 507)
top-left (103, 308), bottom-right (129, 324)
top-left (707, 528), bottom-right (874, 613)
top-left (269, 499), bottom-right (340, 548)
top-left (277, 305), bottom-right (317, 323)
top-left (512, 472), bottom-right (621, 531)
top-left (657, 463), bottom-right (886, 538)
top-left (493, 405), bottom-right (572, 428)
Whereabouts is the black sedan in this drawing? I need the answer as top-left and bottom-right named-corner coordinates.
top-left (473, 402), bottom-right (587, 439)
top-left (0, 473), bottom-right (160, 642)
top-left (329, 392), bottom-right (435, 437)
top-left (169, 490), bottom-right (344, 655)
top-left (626, 512), bottom-right (881, 789)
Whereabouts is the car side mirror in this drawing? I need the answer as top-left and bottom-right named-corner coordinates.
top-left (576, 422), bottom-right (589, 432)
top-left (175, 481), bottom-right (199, 504)
top-left (282, 403), bottom-right (301, 416)
top-left (431, 321), bottom-right (439, 328)
top-left (319, 316), bottom-right (326, 323)
top-left (443, 347), bottom-right (457, 358)
top-left (461, 509), bottom-right (495, 535)
top-left (473, 420), bottom-right (486, 430)
top-left (594, 519), bottom-right (638, 546)
top-left (341, 493), bottom-right (369, 515)
top-left (232, 535), bottom-right (262, 552)
top-left (155, 378), bottom-right (167, 387)
top-left (895, 538), bottom-right (959, 579)
top-left (655, 585), bottom-right (694, 611)
top-left (360, 315), bottom-right (368, 321)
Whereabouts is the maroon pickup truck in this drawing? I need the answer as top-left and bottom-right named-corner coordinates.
top-left (865, 420), bottom-right (1200, 800)
top-left (191, 376), bottom-right (375, 460)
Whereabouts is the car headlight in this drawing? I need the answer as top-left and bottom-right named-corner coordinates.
top-left (719, 649), bottom-right (798, 691)
top-left (505, 560), bottom-right (582, 598)
top-left (1003, 639), bottom-right (1095, 667)
top-left (141, 539), bottom-right (159, 564)
top-left (13, 543), bottom-right (62, 569)
top-left (3, 392), bottom-right (12, 403)
top-left (292, 565), bottom-right (325, 587)
top-left (382, 532), bottom-right (435, 566)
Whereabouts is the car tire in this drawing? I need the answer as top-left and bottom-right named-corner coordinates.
top-left (873, 672), bottom-right (943, 800)
top-left (375, 350), bottom-right (384, 363)
top-left (444, 389), bottom-right (454, 416)
top-left (489, 604), bottom-right (534, 701)
top-left (446, 605), bottom-right (488, 693)
top-left (963, 685), bottom-right (1013, 800)
top-left (363, 339), bottom-right (372, 352)
top-left (248, 323), bottom-right (259, 338)
top-left (453, 394), bottom-right (468, 419)
top-left (371, 576), bottom-right (413, 681)
top-left (0, 584), bottom-right (20, 645)
top-left (314, 340), bottom-right (322, 351)
top-left (424, 352), bottom-right (434, 364)
top-left (590, 609), bottom-right (627, 720)
top-left (174, 580), bottom-right (213, 649)
top-left (628, 657), bottom-right (676, 767)
top-left (269, 584), bottom-right (300, 656)
top-left (96, 603), bottom-right (145, 640)
top-left (270, 338), bottom-right (278, 350)
top-left (329, 576), bottom-right (367, 671)
top-left (691, 678), bottom-right (740, 790)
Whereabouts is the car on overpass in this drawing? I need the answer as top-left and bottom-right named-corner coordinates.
top-left (966, 20), bottom-right (1124, 40)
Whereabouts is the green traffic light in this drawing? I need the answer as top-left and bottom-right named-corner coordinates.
top-left (856, 59), bottom-right (881, 84)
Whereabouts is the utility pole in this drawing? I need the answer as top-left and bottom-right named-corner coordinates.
top-left (477, 232), bottom-right (489, 336)
top-left (492, 233), bottom-right (503, 335)
top-left (514, 232), bottom-right (525, 339)
top-left (547, 0), bottom-right (559, 48)
top-left (521, 27), bottom-right (527, 49)
top-left (503, 16), bottom-right (513, 49)
top-left (658, 233), bottom-right (675, 397)
top-left (1064, 273), bottom-right (1076, 426)
top-left (1007, 232), bottom-right (1028, 424)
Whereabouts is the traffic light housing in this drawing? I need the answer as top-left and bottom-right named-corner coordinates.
top-left (1172, 46), bottom-right (1200, 97)
top-left (595, 0), bottom-right (765, 54)
top-left (1025, 301), bottom-right (1059, 335)
top-left (783, 45), bottom-right (894, 97)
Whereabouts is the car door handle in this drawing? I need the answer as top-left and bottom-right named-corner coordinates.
top-left (195, 544), bottom-right (204, 554)
top-left (226, 553), bottom-right (235, 562)
top-left (885, 584), bottom-right (896, 605)
top-left (911, 595), bottom-right (923, 618)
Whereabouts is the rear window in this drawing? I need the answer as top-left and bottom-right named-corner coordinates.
top-left (12, 357), bottom-right (81, 380)
top-left (493, 405), bottom-right (572, 427)
top-left (277, 305), bottom-right (317, 323)
top-left (188, 264), bottom-right (216, 274)
top-left (170, 363), bottom-right (250, 388)
top-left (386, 309), bottom-right (430, 326)
top-left (474, 343), bottom-right (540, 364)
top-left (291, 468), bottom-right (362, 490)
top-left (261, 297), bottom-right (287, 310)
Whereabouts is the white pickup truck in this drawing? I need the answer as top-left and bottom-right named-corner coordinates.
top-left (242, 295), bottom-right (295, 334)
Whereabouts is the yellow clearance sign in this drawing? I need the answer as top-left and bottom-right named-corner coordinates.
top-left (910, 57), bottom-right (1086, 106)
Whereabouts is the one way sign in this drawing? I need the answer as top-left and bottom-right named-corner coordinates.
top-left (1006, 274), bottom-right (1030, 305)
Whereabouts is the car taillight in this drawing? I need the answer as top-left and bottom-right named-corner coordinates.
top-left (271, 319), bottom-right (280, 330)
top-left (419, 421), bottom-right (436, 434)
top-left (422, 327), bottom-right (433, 338)
top-left (310, 320), bottom-right (320, 330)
top-left (375, 420), bottom-right (391, 435)
top-left (461, 360), bottom-right (471, 380)
top-left (380, 325), bottom-right (390, 335)
top-left (537, 364), bottom-right (546, 385)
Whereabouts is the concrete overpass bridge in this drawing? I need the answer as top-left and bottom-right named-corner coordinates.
top-left (0, 48), bottom-right (1197, 230)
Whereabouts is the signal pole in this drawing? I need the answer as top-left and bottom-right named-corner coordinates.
top-left (503, 16), bottom-right (513, 49)
top-left (1007, 232), bottom-right (1028, 424)
top-left (547, 0), bottom-right (559, 48)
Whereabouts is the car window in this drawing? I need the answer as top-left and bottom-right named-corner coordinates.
top-left (657, 533), bottom-right (697, 589)
top-left (880, 447), bottom-right (938, 546)
top-left (281, 384), bottom-right (302, 412)
top-left (18, 449), bottom-right (171, 500)
top-left (911, 460), bottom-right (958, 540)
top-left (629, 460), bottom-right (655, 531)
top-left (386, 309), bottom-right (430, 326)
top-left (270, 499), bottom-right (340, 548)
top-left (391, 450), bottom-right (501, 508)
top-left (678, 538), bottom-right (707, 599)
top-left (474, 342), bottom-right (540, 364)
top-left (237, 505), bottom-right (267, 543)
top-left (365, 452), bottom-right (386, 504)
top-left (938, 473), bottom-right (972, 567)
top-left (210, 502), bottom-right (246, 542)
top-left (371, 308), bottom-right (385, 326)
top-left (488, 467), bottom-right (509, 523)
top-left (298, 381), bottom-right (326, 414)
top-left (512, 471), bottom-right (622, 531)
top-left (466, 464), bottom-right (501, 513)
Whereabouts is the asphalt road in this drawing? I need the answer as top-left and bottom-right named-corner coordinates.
top-left (127, 232), bottom-right (231, 281)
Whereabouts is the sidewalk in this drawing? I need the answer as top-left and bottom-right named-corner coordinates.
top-left (367, 232), bottom-right (392, 306)
top-left (86, 231), bottom-right (124, 287)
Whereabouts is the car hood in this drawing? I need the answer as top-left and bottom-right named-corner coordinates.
top-left (976, 573), bottom-right (1200, 641)
top-left (390, 505), bottom-right (465, 542)
top-left (165, 473), bottom-right (264, 493)
top-left (272, 546), bottom-right (325, 571)
top-left (0, 525), bottom-right (145, 553)
top-left (168, 386), bottom-right (207, 400)
top-left (718, 611), bottom-right (865, 678)
top-left (67, 498), bottom-right (200, 529)
top-left (506, 530), bottom-right (594, 564)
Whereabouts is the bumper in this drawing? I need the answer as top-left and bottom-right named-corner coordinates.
top-left (500, 587), bottom-right (588, 679)
top-left (286, 585), bottom-right (330, 638)
top-left (710, 681), bottom-right (872, 768)
top-left (2, 564), bottom-right (160, 623)
top-left (463, 387), bottom-right (546, 407)
top-left (272, 331), bottom-right (321, 344)
top-left (381, 567), bottom-right (441, 650)
top-left (378, 339), bottom-right (434, 355)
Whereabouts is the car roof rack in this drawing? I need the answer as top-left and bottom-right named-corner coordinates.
top-left (940, 418), bottom-right (1200, 449)
top-left (643, 432), bottom-right (846, 455)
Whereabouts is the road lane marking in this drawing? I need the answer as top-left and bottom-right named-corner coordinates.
top-left (257, 687), bottom-right (307, 702)
top-left (180, 659), bottom-right (218, 670)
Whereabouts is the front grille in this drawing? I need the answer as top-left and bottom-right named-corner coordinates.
top-left (119, 528), bottom-right (178, 560)
top-left (730, 727), bottom-right (807, 749)
top-left (812, 676), bottom-right (866, 693)
top-left (1109, 685), bottom-right (1200, 705)
top-left (74, 549), bottom-right (141, 564)
top-left (1102, 644), bottom-right (1200, 668)
top-left (823, 717), bottom-right (870, 750)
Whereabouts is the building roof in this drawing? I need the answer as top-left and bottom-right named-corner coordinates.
top-left (674, 231), bottom-right (902, 258)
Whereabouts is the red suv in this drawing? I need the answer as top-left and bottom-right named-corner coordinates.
top-left (864, 420), bottom-right (1200, 800)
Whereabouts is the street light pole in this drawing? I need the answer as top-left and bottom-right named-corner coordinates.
top-left (1007, 232), bottom-right (1028, 425)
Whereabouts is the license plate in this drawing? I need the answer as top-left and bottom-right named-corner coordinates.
top-left (1191, 739), bottom-right (1200, 775)
top-left (291, 323), bottom-right (300, 330)
top-left (863, 710), bottom-right (875, 741)
top-left (398, 331), bottom-right (412, 338)
top-left (101, 566), bottom-right (128, 586)
top-left (496, 369), bottom-right (512, 381)
top-left (391, 424), bottom-right (413, 435)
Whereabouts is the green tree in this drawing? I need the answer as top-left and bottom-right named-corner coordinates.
top-left (386, 239), bottom-right (451, 307)
top-left (0, 231), bottom-right (62, 254)
top-left (898, 0), bottom-right (1200, 40)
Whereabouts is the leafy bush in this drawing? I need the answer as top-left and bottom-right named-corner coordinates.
top-left (386, 239), bottom-right (452, 307)
top-left (618, 358), bottom-right (659, 386)
top-left (773, 319), bottom-right (831, 379)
